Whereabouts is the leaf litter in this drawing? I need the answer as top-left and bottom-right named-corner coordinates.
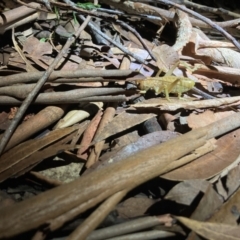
top-left (0, 0), bottom-right (240, 239)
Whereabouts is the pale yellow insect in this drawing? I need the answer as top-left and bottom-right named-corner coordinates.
top-left (136, 63), bottom-right (195, 101)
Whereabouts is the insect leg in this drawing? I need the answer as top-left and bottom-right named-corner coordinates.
top-left (164, 86), bottom-right (171, 101)
top-left (166, 78), bottom-right (183, 99)
top-left (156, 69), bottom-right (162, 77)
top-left (165, 61), bottom-right (180, 76)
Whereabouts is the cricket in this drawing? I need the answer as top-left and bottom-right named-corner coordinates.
top-left (136, 62), bottom-right (195, 101)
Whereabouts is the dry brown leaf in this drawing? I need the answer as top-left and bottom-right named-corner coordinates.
top-left (197, 48), bottom-right (240, 69)
top-left (188, 110), bottom-right (234, 129)
top-left (193, 74), bottom-right (222, 92)
top-left (213, 165), bottom-right (240, 200)
top-left (22, 36), bottom-right (52, 59)
top-left (162, 139), bottom-right (217, 175)
top-left (162, 128), bottom-right (240, 181)
top-left (152, 45), bottom-right (179, 73)
top-left (93, 111), bottom-right (156, 143)
top-left (224, 165), bottom-right (240, 198)
top-left (176, 216), bottom-right (240, 240)
top-left (192, 64), bottom-right (240, 85)
top-left (0, 126), bottom-right (78, 182)
top-left (0, 111), bottom-right (10, 130)
top-left (116, 197), bottom-right (159, 219)
top-left (165, 179), bottom-right (209, 206)
top-left (172, 9), bottom-right (192, 53)
top-left (208, 188), bottom-right (240, 225)
top-left (186, 31), bottom-right (240, 68)
top-left (190, 184), bottom-right (223, 221)
top-left (114, 130), bottom-right (139, 149)
top-left (86, 131), bottom-right (180, 173)
top-left (13, 130), bottom-right (81, 179)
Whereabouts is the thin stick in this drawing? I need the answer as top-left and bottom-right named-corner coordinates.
top-left (183, 0), bottom-right (240, 19)
top-left (0, 16), bottom-right (92, 155)
top-left (67, 190), bottom-right (127, 240)
top-left (87, 216), bottom-right (166, 240)
top-left (0, 70), bottom-right (137, 87)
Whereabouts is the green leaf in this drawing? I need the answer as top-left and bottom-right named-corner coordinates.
top-left (39, 38), bottom-right (47, 43)
top-left (76, 2), bottom-right (101, 10)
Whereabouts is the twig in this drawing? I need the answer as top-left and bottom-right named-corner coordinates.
top-left (183, 0), bottom-right (240, 19)
top-left (0, 16), bottom-right (92, 155)
top-left (95, 230), bottom-right (176, 239)
top-left (0, 70), bottom-right (138, 87)
top-left (0, 89), bottom-right (129, 105)
top-left (0, 86), bottom-right (127, 100)
top-left (87, 216), bottom-right (165, 240)
top-left (97, 7), bottom-right (163, 22)
top-left (192, 87), bottom-right (215, 100)
top-left (68, 190), bottom-right (127, 240)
